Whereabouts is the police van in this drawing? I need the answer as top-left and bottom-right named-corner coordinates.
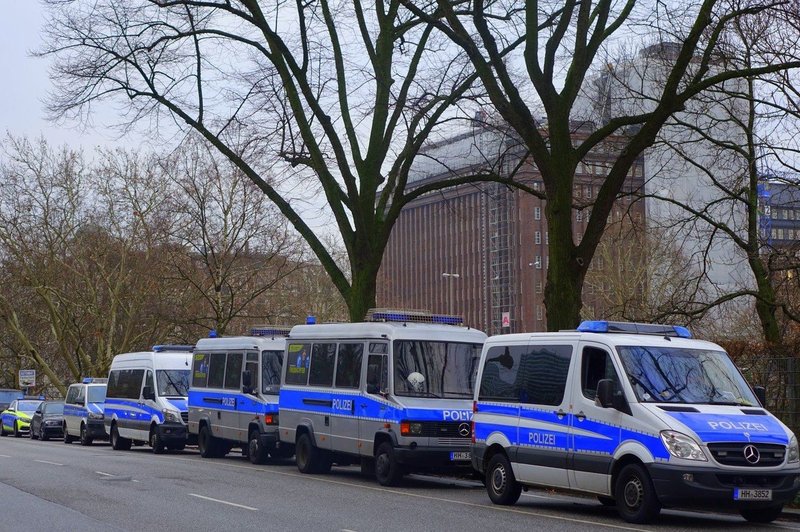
top-left (188, 328), bottom-right (291, 463)
top-left (471, 320), bottom-right (800, 524)
top-left (104, 345), bottom-right (193, 453)
top-left (278, 310), bottom-right (487, 486)
top-left (63, 378), bottom-right (108, 446)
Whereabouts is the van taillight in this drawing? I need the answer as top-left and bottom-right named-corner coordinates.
top-left (264, 414), bottom-right (278, 425)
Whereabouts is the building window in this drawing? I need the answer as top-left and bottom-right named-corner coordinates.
top-left (536, 306), bottom-right (543, 321)
top-left (584, 185), bottom-right (592, 198)
top-left (534, 207), bottom-right (541, 220)
top-left (535, 255), bottom-right (542, 269)
top-left (535, 231), bottom-right (541, 244)
top-left (545, 232), bottom-right (549, 244)
top-left (576, 210), bottom-right (583, 222)
top-left (535, 281), bottom-right (543, 294)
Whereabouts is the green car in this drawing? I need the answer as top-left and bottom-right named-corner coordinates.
top-left (0, 399), bottom-right (42, 437)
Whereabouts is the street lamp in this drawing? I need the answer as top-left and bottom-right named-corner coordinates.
top-left (442, 272), bottom-right (460, 315)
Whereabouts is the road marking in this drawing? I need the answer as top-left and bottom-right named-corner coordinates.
top-left (189, 493), bottom-right (258, 511)
top-left (0, 454), bottom-right (10, 458)
top-left (170, 457), bottom-right (643, 530)
top-left (34, 459), bottom-right (63, 466)
top-left (96, 471), bottom-right (114, 477)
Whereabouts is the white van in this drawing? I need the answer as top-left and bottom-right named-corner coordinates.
top-left (279, 310), bottom-right (487, 486)
top-left (104, 345), bottom-right (193, 453)
top-left (471, 321), bottom-right (800, 524)
top-left (64, 378), bottom-right (108, 445)
top-left (188, 329), bottom-right (291, 463)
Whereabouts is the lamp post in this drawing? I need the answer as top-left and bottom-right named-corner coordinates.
top-left (442, 272), bottom-right (460, 315)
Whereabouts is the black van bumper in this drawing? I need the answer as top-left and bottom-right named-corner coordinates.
top-left (648, 463), bottom-right (800, 508)
top-left (394, 446), bottom-right (473, 470)
top-left (155, 422), bottom-right (188, 444)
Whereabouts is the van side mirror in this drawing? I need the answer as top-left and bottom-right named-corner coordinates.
top-left (596, 379), bottom-right (631, 415)
top-left (142, 386), bottom-right (155, 401)
top-left (753, 385), bottom-right (766, 407)
top-left (242, 370), bottom-right (253, 393)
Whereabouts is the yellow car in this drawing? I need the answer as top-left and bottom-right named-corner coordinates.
top-left (0, 399), bottom-right (41, 437)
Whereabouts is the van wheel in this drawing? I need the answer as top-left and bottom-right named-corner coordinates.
top-left (375, 442), bottom-right (403, 486)
top-left (615, 464), bottom-right (661, 523)
top-left (740, 505), bottom-right (783, 523)
top-left (63, 423), bottom-right (74, 444)
top-left (150, 429), bottom-right (166, 454)
top-left (111, 424), bottom-right (131, 451)
top-left (79, 424), bottom-right (93, 446)
top-left (486, 453), bottom-right (521, 505)
top-left (198, 425), bottom-right (221, 458)
top-left (296, 432), bottom-right (328, 474)
top-left (248, 429), bottom-right (269, 465)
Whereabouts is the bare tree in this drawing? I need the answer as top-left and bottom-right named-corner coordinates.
top-left (405, 0), bottom-right (800, 330)
top-left (40, 0), bottom-right (516, 322)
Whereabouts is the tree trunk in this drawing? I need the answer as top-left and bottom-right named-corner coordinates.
top-left (346, 265), bottom-right (379, 323)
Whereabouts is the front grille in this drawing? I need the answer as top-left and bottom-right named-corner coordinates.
top-left (416, 421), bottom-right (471, 439)
top-left (437, 437), bottom-right (470, 447)
top-left (708, 443), bottom-right (785, 467)
top-left (180, 411), bottom-right (189, 424)
top-left (716, 474), bottom-right (787, 488)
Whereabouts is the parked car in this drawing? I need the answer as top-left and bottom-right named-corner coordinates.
top-left (0, 399), bottom-right (42, 437)
top-left (30, 401), bottom-right (65, 441)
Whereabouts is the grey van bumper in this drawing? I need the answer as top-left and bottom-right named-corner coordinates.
top-left (648, 463), bottom-right (800, 508)
top-left (394, 446), bottom-right (473, 470)
top-left (155, 422), bottom-right (188, 444)
top-left (86, 420), bottom-right (108, 439)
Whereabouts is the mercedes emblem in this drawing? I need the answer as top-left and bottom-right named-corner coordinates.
top-left (743, 444), bottom-right (760, 465)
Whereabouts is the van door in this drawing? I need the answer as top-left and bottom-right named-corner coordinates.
top-left (140, 370), bottom-right (158, 440)
top-left (330, 342), bottom-right (364, 455)
top-left (222, 352), bottom-right (245, 443)
top-left (361, 347), bottom-right (389, 457)
top-left (513, 342), bottom-right (574, 489)
top-left (306, 343), bottom-right (336, 451)
top-left (569, 343), bottom-right (625, 494)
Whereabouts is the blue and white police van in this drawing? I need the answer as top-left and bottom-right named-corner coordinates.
top-left (63, 378), bottom-right (108, 446)
top-left (188, 328), bottom-right (291, 463)
top-left (278, 310), bottom-right (487, 486)
top-left (472, 320), bottom-right (800, 524)
top-left (104, 345), bottom-right (193, 453)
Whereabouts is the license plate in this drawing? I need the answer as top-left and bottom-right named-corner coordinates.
top-left (450, 451), bottom-right (471, 461)
top-left (734, 488), bottom-right (772, 501)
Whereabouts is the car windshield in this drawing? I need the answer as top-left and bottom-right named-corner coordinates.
top-left (393, 340), bottom-right (482, 398)
top-left (45, 403), bottom-right (64, 415)
top-left (262, 350), bottom-right (283, 395)
top-left (17, 400), bottom-right (41, 413)
top-left (157, 370), bottom-right (190, 397)
top-left (87, 386), bottom-right (106, 403)
top-left (617, 346), bottom-right (759, 405)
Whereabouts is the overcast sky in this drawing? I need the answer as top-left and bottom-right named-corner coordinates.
top-left (0, 2), bottom-right (133, 150)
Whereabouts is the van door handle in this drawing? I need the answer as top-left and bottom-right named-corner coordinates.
top-left (575, 411), bottom-right (586, 421)
top-left (555, 409), bottom-right (566, 419)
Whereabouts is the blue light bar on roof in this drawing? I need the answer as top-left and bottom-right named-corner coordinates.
top-left (577, 320), bottom-right (692, 338)
top-left (152, 345), bottom-right (194, 353)
top-left (365, 308), bottom-right (463, 325)
top-left (82, 377), bottom-right (108, 384)
top-left (250, 326), bottom-right (292, 337)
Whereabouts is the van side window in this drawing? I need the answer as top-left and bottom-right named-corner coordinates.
top-left (145, 370), bottom-right (156, 397)
top-left (335, 343), bottom-right (363, 389)
top-left (478, 345), bottom-right (529, 401)
top-left (309, 343), bottom-right (336, 387)
top-left (76, 386), bottom-right (86, 405)
top-left (286, 343), bottom-right (311, 385)
top-left (192, 353), bottom-right (210, 388)
top-left (207, 352), bottom-right (227, 388)
top-left (108, 369), bottom-right (144, 398)
top-left (367, 354), bottom-right (388, 394)
top-left (517, 345), bottom-right (572, 406)
top-left (224, 353), bottom-right (243, 390)
top-left (65, 386), bottom-right (79, 404)
top-left (245, 352), bottom-right (258, 392)
top-left (582, 347), bottom-right (620, 400)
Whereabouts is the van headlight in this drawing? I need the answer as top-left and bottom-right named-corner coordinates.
top-left (88, 411), bottom-right (104, 420)
top-left (788, 436), bottom-right (799, 463)
top-left (660, 430), bottom-right (707, 461)
top-left (162, 409), bottom-right (181, 423)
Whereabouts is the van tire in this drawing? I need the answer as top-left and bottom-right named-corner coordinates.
top-left (740, 505), bottom-right (783, 523)
top-left (295, 432), bottom-right (319, 473)
top-left (248, 429), bottom-right (269, 465)
top-left (111, 424), bottom-right (132, 451)
top-left (486, 453), bottom-right (521, 505)
top-left (79, 424), bottom-right (93, 446)
top-left (375, 442), bottom-right (403, 486)
top-left (150, 429), bottom-right (166, 454)
top-left (198, 425), bottom-right (222, 458)
top-left (63, 423), bottom-right (74, 444)
top-left (615, 463), bottom-right (661, 524)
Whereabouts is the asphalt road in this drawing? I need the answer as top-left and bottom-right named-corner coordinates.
top-left (1, 436), bottom-right (799, 532)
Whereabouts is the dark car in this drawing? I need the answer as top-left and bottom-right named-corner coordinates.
top-left (29, 401), bottom-right (65, 441)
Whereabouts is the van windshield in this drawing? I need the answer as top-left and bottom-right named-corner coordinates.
top-left (87, 386), bottom-right (106, 403)
top-left (157, 370), bottom-right (190, 397)
top-left (617, 346), bottom-right (758, 405)
top-left (393, 340), bottom-right (481, 398)
top-left (262, 350), bottom-right (283, 394)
